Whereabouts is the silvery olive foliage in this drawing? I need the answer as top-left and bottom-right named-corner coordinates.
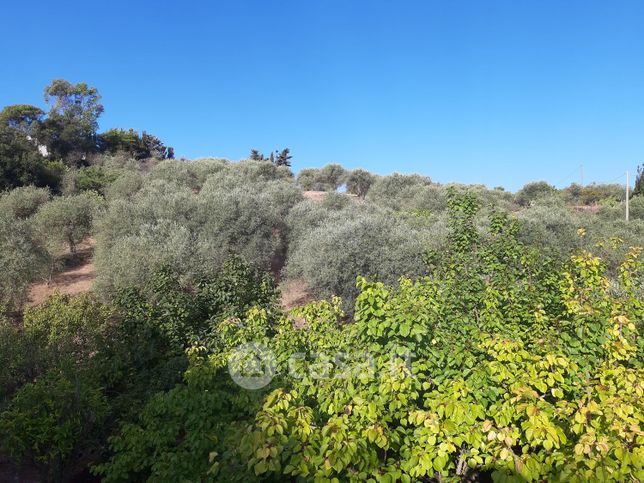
top-left (32, 191), bottom-right (104, 255)
top-left (345, 168), bottom-right (375, 198)
top-left (96, 190), bottom-right (644, 483)
top-left (366, 173), bottom-right (433, 210)
top-left (0, 214), bottom-right (49, 312)
top-left (285, 209), bottom-right (438, 307)
top-left (320, 191), bottom-right (352, 210)
top-left (94, 162), bottom-right (302, 296)
top-left (515, 181), bottom-right (557, 206)
top-left (0, 186), bottom-right (51, 219)
top-left (296, 164), bottom-right (346, 191)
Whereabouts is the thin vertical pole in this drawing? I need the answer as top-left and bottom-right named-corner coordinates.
top-left (626, 171), bottom-right (629, 222)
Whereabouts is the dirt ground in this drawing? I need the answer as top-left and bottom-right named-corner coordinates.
top-left (24, 193), bottom-right (330, 308)
top-left (25, 238), bottom-right (312, 311)
top-left (27, 239), bottom-right (96, 306)
top-left (280, 278), bottom-right (313, 310)
top-left (303, 190), bottom-right (327, 202)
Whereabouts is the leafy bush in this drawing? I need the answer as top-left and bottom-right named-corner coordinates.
top-left (104, 171), bottom-right (144, 201)
top-left (95, 171), bottom-right (301, 295)
top-left (320, 191), bottom-right (352, 210)
top-left (98, 191), bottom-right (644, 482)
top-left (33, 191), bottom-right (103, 255)
top-left (316, 163), bottom-right (346, 190)
top-left (285, 210), bottom-right (431, 307)
top-left (0, 316), bottom-right (27, 402)
top-left (0, 186), bottom-right (51, 219)
top-left (366, 173), bottom-right (434, 211)
top-left (0, 214), bottom-right (49, 312)
top-left (0, 125), bottom-right (65, 191)
top-left (296, 168), bottom-right (321, 190)
top-left (189, 157), bottom-right (230, 186)
top-left (516, 200), bottom-right (584, 259)
top-left (63, 165), bottom-right (120, 194)
top-left (515, 181), bottom-right (557, 207)
top-left (0, 371), bottom-right (109, 482)
top-left (22, 293), bottom-right (113, 374)
top-left (149, 159), bottom-right (201, 190)
top-left (562, 183), bottom-right (624, 205)
top-left (297, 164), bottom-right (346, 191)
top-left (0, 293), bottom-right (116, 481)
top-left (284, 200), bottom-right (333, 252)
top-left (345, 169), bottom-right (375, 198)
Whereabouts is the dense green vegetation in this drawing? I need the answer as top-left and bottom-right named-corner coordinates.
top-left (0, 81), bottom-right (643, 481)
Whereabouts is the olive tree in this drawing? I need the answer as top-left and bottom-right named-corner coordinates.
top-left (297, 168), bottom-right (321, 190)
top-left (284, 210), bottom-right (433, 308)
top-left (0, 215), bottom-right (49, 312)
top-left (366, 173), bottom-right (433, 211)
top-left (94, 171), bottom-right (302, 296)
top-left (33, 192), bottom-right (103, 255)
top-left (345, 169), bottom-right (375, 198)
top-left (515, 181), bottom-right (557, 207)
top-left (0, 186), bottom-right (51, 219)
top-left (316, 163), bottom-right (346, 190)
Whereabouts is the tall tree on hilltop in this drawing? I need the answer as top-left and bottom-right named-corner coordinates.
top-left (98, 129), bottom-right (173, 160)
top-left (633, 164), bottom-right (643, 197)
top-left (0, 105), bottom-right (45, 136)
top-left (274, 148), bottom-right (292, 167)
top-left (249, 149), bottom-right (265, 161)
top-left (39, 80), bottom-right (104, 165)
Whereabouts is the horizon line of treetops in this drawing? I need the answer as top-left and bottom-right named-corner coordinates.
top-left (1, 78), bottom-right (643, 197)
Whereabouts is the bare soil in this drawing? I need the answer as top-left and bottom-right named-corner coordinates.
top-left (280, 278), bottom-right (314, 310)
top-left (303, 191), bottom-right (327, 202)
top-left (27, 239), bottom-right (96, 306)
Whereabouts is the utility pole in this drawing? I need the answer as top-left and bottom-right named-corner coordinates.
top-left (580, 164), bottom-right (584, 187)
top-left (625, 171), bottom-right (629, 222)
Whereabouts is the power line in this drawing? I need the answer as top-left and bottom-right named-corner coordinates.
top-left (554, 166), bottom-right (582, 188)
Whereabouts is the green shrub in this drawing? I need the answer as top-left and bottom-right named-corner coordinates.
top-left (516, 200), bottom-right (584, 259)
top-left (0, 186), bottom-right (51, 219)
top-left (0, 371), bottom-right (109, 482)
top-left (284, 200), bottom-right (333, 252)
top-left (0, 214), bottom-right (49, 312)
top-left (296, 164), bottom-right (346, 191)
top-left (562, 182), bottom-right (624, 205)
top-left (366, 173), bottom-right (433, 210)
top-left (22, 293), bottom-right (113, 374)
top-left (33, 191), bottom-right (103, 255)
top-left (95, 173), bottom-right (301, 296)
top-left (515, 180), bottom-right (557, 207)
top-left (0, 317), bottom-right (27, 402)
top-left (149, 159), bottom-right (200, 190)
top-left (104, 171), bottom-right (144, 201)
top-left (98, 193), bottom-right (644, 482)
top-left (65, 165), bottom-right (119, 194)
top-left (345, 169), bottom-right (375, 198)
top-left (285, 211), bottom-right (431, 307)
top-left (320, 191), bottom-right (352, 210)
top-left (296, 168), bottom-right (321, 190)
top-left (316, 163), bottom-right (346, 190)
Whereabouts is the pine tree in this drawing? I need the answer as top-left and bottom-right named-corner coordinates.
top-left (274, 148), bottom-right (292, 167)
top-left (249, 149), bottom-right (265, 161)
top-left (633, 164), bottom-right (643, 197)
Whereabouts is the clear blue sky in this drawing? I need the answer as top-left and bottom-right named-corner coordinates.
top-left (1, 0), bottom-right (643, 191)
